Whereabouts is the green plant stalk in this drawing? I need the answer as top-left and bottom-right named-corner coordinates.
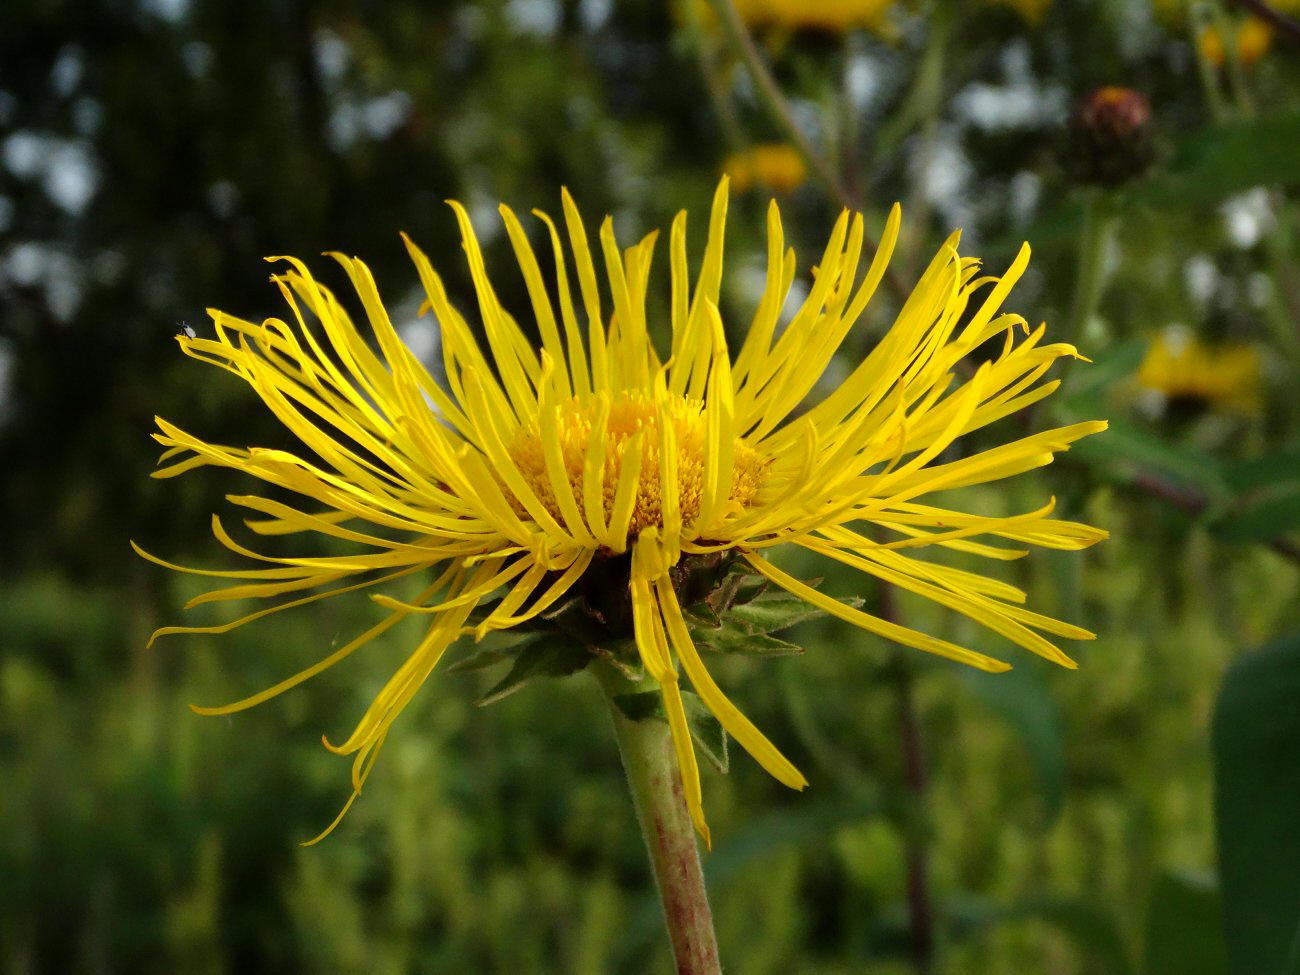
top-left (702, 0), bottom-right (907, 303)
top-left (595, 664), bottom-right (721, 975)
top-left (1068, 191), bottom-right (1118, 351)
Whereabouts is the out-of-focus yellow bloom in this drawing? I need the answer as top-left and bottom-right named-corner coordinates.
top-left (140, 180), bottom-right (1105, 846)
top-left (1136, 327), bottom-right (1261, 413)
top-left (729, 0), bottom-right (894, 32)
top-left (1199, 17), bottom-right (1273, 67)
top-left (722, 144), bottom-right (807, 194)
top-left (994, 0), bottom-right (1051, 25)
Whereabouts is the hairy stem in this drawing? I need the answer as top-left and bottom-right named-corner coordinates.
top-left (596, 665), bottom-right (721, 975)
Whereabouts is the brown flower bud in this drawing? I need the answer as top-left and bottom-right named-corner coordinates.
top-left (1067, 86), bottom-right (1155, 186)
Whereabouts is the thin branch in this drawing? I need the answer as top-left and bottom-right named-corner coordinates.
top-left (1133, 472), bottom-right (1300, 564)
top-left (1231, 0), bottom-right (1300, 46)
top-left (702, 0), bottom-right (909, 302)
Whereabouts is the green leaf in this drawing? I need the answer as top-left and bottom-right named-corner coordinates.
top-left (959, 666), bottom-right (1065, 824)
top-left (1210, 449), bottom-right (1300, 544)
top-left (727, 593), bottom-right (831, 635)
top-left (1211, 633), bottom-right (1300, 975)
top-left (683, 693), bottom-right (728, 774)
top-left (1065, 414), bottom-right (1228, 498)
top-left (476, 634), bottom-right (594, 706)
top-left (939, 896), bottom-right (1135, 975)
top-left (445, 646), bottom-right (513, 674)
top-left (1210, 484), bottom-right (1300, 545)
top-left (1134, 113), bottom-right (1300, 208)
top-left (1143, 869), bottom-right (1227, 975)
top-left (1060, 337), bottom-right (1147, 402)
top-left (686, 591), bottom-right (858, 657)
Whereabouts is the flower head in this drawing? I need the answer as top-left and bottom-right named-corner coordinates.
top-left (141, 181), bottom-right (1106, 844)
top-left (1199, 17), bottom-right (1273, 68)
top-left (1136, 325), bottom-right (1260, 416)
top-left (722, 144), bottom-right (807, 195)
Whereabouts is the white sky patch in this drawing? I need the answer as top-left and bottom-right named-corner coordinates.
top-left (361, 91), bottom-right (412, 140)
top-left (140, 0), bottom-right (189, 23)
top-left (1008, 170), bottom-right (1040, 226)
top-left (779, 278), bottom-right (810, 330)
top-left (1221, 187), bottom-right (1275, 249)
top-left (51, 46), bottom-right (84, 98)
top-left (45, 251), bottom-right (84, 322)
top-left (579, 0), bottom-right (612, 31)
top-left (3, 131), bottom-right (49, 178)
top-left (465, 187), bottom-right (504, 246)
top-left (72, 97), bottom-right (103, 135)
top-left (314, 30), bottom-right (350, 83)
top-left (846, 53), bottom-right (881, 111)
top-left (506, 0), bottom-right (562, 38)
top-left (1183, 254), bottom-right (1218, 306)
top-left (953, 38), bottom-right (1065, 133)
top-left (915, 125), bottom-right (974, 229)
top-left (44, 141), bottom-right (99, 214)
top-left (4, 241), bottom-right (48, 287)
top-left (207, 179), bottom-right (239, 218)
top-left (1, 243), bottom-right (83, 322)
top-left (182, 41), bottom-right (213, 78)
top-left (1247, 272), bottom-right (1273, 309)
top-left (3, 132), bottom-right (99, 214)
top-left (327, 102), bottom-right (361, 152)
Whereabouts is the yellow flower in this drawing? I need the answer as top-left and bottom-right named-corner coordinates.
top-left (140, 181), bottom-right (1106, 845)
top-left (994, 0), bottom-right (1051, 25)
top-left (731, 0), bottom-right (894, 32)
top-left (1198, 17), bottom-right (1273, 67)
top-left (1136, 327), bottom-right (1261, 413)
top-left (722, 144), bottom-right (807, 194)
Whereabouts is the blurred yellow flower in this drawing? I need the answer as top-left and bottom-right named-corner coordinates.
top-left (1136, 327), bottom-right (1261, 413)
top-left (141, 180), bottom-right (1105, 845)
top-left (729, 0), bottom-right (894, 32)
top-left (722, 144), bottom-right (808, 194)
top-left (1198, 17), bottom-right (1273, 67)
top-left (994, 0), bottom-right (1051, 25)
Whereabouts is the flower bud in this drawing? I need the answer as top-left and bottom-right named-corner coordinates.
top-left (1067, 86), bottom-right (1155, 187)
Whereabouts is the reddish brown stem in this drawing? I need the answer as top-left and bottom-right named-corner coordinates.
top-left (598, 667), bottom-right (721, 975)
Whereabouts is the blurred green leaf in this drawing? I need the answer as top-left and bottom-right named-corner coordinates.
top-left (1061, 337), bottom-right (1147, 401)
top-left (940, 895), bottom-right (1135, 975)
top-left (1143, 869), bottom-right (1226, 975)
top-left (1136, 113), bottom-right (1300, 207)
top-left (1212, 633), bottom-right (1300, 975)
top-left (1209, 450), bottom-right (1300, 544)
top-left (960, 666), bottom-right (1065, 823)
top-left (1066, 414), bottom-right (1228, 497)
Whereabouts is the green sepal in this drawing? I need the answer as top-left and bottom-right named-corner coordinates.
top-left (475, 634), bottom-right (594, 706)
top-left (685, 587), bottom-right (858, 657)
top-left (446, 646), bottom-right (515, 674)
top-left (590, 639), bottom-right (645, 682)
top-left (611, 689), bottom-right (730, 774)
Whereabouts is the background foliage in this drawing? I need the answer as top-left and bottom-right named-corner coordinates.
top-left (2, 0), bottom-right (1299, 972)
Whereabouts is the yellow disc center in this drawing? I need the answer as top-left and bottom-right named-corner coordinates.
top-left (510, 390), bottom-right (766, 540)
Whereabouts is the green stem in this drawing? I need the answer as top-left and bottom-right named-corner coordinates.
top-left (1068, 191), bottom-right (1118, 351)
top-left (595, 665), bottom-right (721, 975)
top-left (704, 0), bottom-right (854, 210)
top-left (702, 0), bottom-right (909, 303)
